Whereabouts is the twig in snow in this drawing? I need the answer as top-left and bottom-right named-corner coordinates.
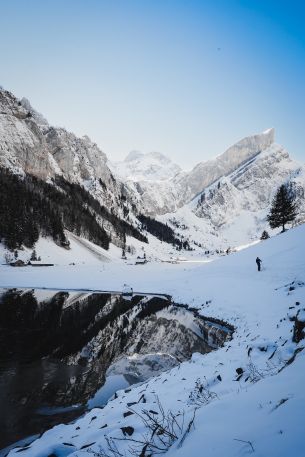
top-left (234, 438), bottom-right (255, 453)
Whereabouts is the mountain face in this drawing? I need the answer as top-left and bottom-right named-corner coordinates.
top-left (111, 129), bottom-right (277, 216)
top-left (109, 151), bottom-right (182, 215)
top-left (0, 89), bottom-right (148, 251)
top-left (161, 142), bottom-right (305, 251)
top-left (0, 90), bottom-right (121, 207)
top-left (109, 126), bottom-right (305, 251)
top-left (174, 128), bottom-right (275, 203)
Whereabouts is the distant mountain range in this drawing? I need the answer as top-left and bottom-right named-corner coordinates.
top-left (0, 87), bottom-right (304, 259)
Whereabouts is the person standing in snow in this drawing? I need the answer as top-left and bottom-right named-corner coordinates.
top-left (256, 257), bottom-right (262, 271)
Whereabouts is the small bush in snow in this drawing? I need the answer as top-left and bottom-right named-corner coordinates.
top-left (188, 378), bottom-right (218, 406)
top-left (87, 396), bottom-right (196, 457)
top-left (245, 361), bottom-right (264, 383)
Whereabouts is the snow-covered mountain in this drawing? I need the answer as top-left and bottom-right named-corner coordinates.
top-left (109, 126), bottom-right (305, 252)
top-left (110, 150), bottom-right (181, 182)
top-left (161, 141), bottom-right (305, 251)
top-left (0, 89), bottom-right (122, 207)
top-left (0, 88), bottom-right (150, 253)
top-left (175, 128), bottom-right (276, 203)
top-left (1, 87), bottom-right (304, 261)
top-left (109, 151), bottom-right (183, 215)
top-left (110, 128), bottom-right (302, 218)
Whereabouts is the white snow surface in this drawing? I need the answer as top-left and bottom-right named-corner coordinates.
top-left (0, 232), bottom-right (122, 267)
top-left (3, 224), bottom-right (305, 457)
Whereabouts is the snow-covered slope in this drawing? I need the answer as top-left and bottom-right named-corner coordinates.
top-left (0, 232), bottom-right (121, 267)
top-left (4, 224), bottom-right (305, 457)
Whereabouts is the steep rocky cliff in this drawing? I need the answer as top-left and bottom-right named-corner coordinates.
top-left (0, 89), bottom-right (135, 215)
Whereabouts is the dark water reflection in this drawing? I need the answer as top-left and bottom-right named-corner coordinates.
top-left (0, 288), bottom-right (230, 452)
top-left (0, 288), bottom-right (144, 449)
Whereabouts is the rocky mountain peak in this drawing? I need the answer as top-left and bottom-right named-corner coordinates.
top-left (20, 97), bottom-right (49, 126)
top-left (125, 150), bottom-right (144, 162)
top-left (218, 127), bottom-right (275, 166)
top-left (110, 150), bottom-right (182, 182)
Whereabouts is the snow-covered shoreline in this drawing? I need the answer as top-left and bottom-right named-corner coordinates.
top-left (2, 224), bottom-right (305, 457)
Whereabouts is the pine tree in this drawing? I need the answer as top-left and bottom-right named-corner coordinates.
top-left (267, 184), bottom-right (297, 232)
top-left (30, 249), bottom-right (37, 261)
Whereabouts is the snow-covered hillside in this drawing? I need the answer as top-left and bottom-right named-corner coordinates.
top-left (3, 224), bottom-right (305, 457)
top-left (0, 228), bottom-right (195, 267)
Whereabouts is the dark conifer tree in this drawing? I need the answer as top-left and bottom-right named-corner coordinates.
top-left (267, 184), bottom-right (297, 232)
top-left (30, 249), bottom-right (37, 261)
top-left (0, 168), bottom-right (147, 251)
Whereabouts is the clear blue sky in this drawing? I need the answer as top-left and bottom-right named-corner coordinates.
top-left (1, 0), bottom-right (304, 168)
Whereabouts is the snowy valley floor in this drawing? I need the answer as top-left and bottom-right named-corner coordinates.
top-left (1, 225), bottom-right (305, 457)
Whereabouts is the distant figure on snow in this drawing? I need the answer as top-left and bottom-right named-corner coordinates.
top-left (256, 257), bottom-right (262, 272)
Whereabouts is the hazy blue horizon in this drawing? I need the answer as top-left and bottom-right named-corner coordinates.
top-left (1, 0), bottom-right (304, 168)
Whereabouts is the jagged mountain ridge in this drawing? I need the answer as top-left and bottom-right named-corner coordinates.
top-left (174, 128), bottom-right (275, 203)
top-left (112, 129), bottom-right (277, 215)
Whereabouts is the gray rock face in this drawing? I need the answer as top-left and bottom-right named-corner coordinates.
top-left (45, 127), bottom-right (113, 187)
top-left (0, 91), bottom-right (52, 179)
top-left (176, 128), bottom-right (275, 202)
top-left (0, 89), bottom-right (131, 215)
top-left (20, 97), bottom-right (49, 126)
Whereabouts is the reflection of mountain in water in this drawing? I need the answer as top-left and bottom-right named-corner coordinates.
top-left (0, 289), bottom-right (232, 450)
